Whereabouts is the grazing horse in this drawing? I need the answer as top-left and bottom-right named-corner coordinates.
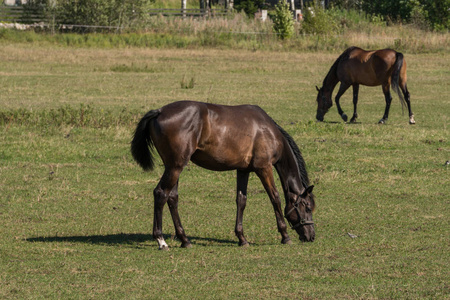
top-left (316, 46), bottom-right (415, 124)
top-left (131, 101), bottom-right (315, 250)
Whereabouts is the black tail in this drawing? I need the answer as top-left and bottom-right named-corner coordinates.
top-left (131, 109), bottom-right (160, 171)
top-left (391, 52), bottom-right (407, 112)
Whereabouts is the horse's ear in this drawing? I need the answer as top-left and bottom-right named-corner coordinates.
top-left (301, 185), bottom-right (314, 197)
top-left (316, 86), bottom-right (320, 92)
top-left (306, 185), bottom-right (314, 194)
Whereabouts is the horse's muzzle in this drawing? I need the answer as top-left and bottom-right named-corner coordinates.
top-left (316, 113), bottom-right (324, 122)
top-left (298, 225), bottom-right (315, 242)
top-left (300, 234), bottom-right (315, 242)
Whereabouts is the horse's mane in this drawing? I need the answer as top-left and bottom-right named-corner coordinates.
top-left (322, 46), bottom-right (356, 87)
top-left (274, 123), bottom-right (310, 189)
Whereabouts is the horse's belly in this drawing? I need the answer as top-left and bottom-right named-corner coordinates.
top-left (357, 78), bottom-right (381, 86)
top-left (190, 150), bottom-right (251, 171)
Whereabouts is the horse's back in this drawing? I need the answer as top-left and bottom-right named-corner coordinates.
top-left (338, 47), bottom-right (399, 86)
top-left (153, 101), bottom-right (283, 171)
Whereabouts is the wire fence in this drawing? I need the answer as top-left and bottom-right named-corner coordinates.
top-left (0, 5), bottom-right (47, 23)
top-left (0, 6), bottom-right (230, 24)
top-left (0, 5), bottom-right (234, 33)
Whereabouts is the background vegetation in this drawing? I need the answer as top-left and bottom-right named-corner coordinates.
top-left (1, 13), bottom-right (449, 54)
top-left (16, 0), bottom-right (449, 33)
top-left (0, 27), bottom-right (448, 298)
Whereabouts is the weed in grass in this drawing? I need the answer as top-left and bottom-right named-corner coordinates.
top-left (110, 63), bottom-right (157, 73)
top-left (180, 74), bottom-right (196, 89)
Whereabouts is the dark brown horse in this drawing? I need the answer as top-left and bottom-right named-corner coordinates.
top-left (131, 101), bottom-right (315, 250)
top-left (316, 46), bottom-right (415, 124)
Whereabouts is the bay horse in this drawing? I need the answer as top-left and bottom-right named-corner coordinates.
top-left (315, 46), bottom-right (415, 124)
top-left (131, 101), bottom-right (315, 250)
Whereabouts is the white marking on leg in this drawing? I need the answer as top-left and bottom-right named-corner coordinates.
top-left (157, 237), bottom-right (168, 250)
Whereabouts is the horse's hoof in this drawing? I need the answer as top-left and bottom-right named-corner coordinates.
top-left (378, 119), bottom-right (386, 124)
top-left (181, 242), bottom-right (192, 248)
top-left (409, 115), bottom-right (416, 124)
top-left (159, 245), bottom-right (169, 251)
top-left (350, 117), bottom-right (357, 123)
top-left (282, 238), bottom-right (292, 245)
top-left (240, 242), bottom-right (250, 248)
top-left (341, 114), bottom-right (348, 122)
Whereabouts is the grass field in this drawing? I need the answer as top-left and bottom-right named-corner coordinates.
top-left (0, 42), bottom-right (449, 299)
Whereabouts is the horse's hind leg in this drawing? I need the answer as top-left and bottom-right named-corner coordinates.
top-left (153, 167), bottom-right (190, 250)
top-left (402, 84), bottom-right (415, 124)
top-left (235, 171), bottom-right (250, 247)
top-left (167, 181), bottom-right (192, 248)
top-left (335, 82), bottom-right (351, 122)
top-left (379, 84), bottom-right (392, 124)
top-left (350, 84), bottom-right (359, 123)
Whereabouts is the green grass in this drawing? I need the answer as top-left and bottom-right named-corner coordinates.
top-left (0, 43), bottom-right (449, 298)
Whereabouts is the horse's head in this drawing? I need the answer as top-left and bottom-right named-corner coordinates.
top-left (315, 86), bottom-right (332, 122)
top-left (285, 185), bottom-right (315, 242)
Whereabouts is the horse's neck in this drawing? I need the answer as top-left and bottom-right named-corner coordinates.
top-left (275, 148), bottom-right (304, 200)
top-left (323, 70), bottom-right (339, 93)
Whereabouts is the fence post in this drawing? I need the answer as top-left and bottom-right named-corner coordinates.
top-left (181, 0), bottom-right (186, 18)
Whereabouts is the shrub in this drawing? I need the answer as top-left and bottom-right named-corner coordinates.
top-left (301, 3), bottom-right (339, 35)
top-left (409, 0), bottom-right (430, 30)
top-left (272, 0), bottom-right (294, 40)
top-left (234, 0), bottom-right (265, 16)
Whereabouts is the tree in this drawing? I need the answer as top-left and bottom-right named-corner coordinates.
top-left (234, 0), bottom-right (264, 16)
top-left (421, 0), bottom-right (449, 30)
top-left (360, 0), bottom-right (449, 30)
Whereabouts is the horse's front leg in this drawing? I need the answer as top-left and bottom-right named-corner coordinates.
top-left (379, 85), bottom-right (392, 124)
top-left (235, 171), bottom-right (250, 246)
top-left (350, 84), bottom-right (359, 123)
top-left (335, 82), bottom-right (351, 122)
top-left (256, 168), bottom-right (291, 245)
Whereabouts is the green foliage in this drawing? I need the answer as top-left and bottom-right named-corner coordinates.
top-left (325, 8), bottom-right (373, 30)
top-left (330, 0), bottom-right (362, 11)
top-left (234, 0), bottom-right (263, 16)
top-left (360, 0), bottom-right (449, 31)
top-left (301, 3), bottom-right (340, 35)
top-left (272, 0), bottom-right (294, 40)
top-left (21, 0), bottom-right (55, 24)
top-left (25, 0), bottom-right (154, 32)
top-left (0, 10), bottom-right (448, 53)
top-left (420, 0), bottom-right (450, 31)
top-left (362, 0), bottom-right (411, 23)
top-left (409, 0), bottom-right (430, 30)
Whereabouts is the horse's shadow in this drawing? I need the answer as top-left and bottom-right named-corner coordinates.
top-left (25, 233), bottom-right (236, 247)
top-left (320, 120), bottom-right (362, 124)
